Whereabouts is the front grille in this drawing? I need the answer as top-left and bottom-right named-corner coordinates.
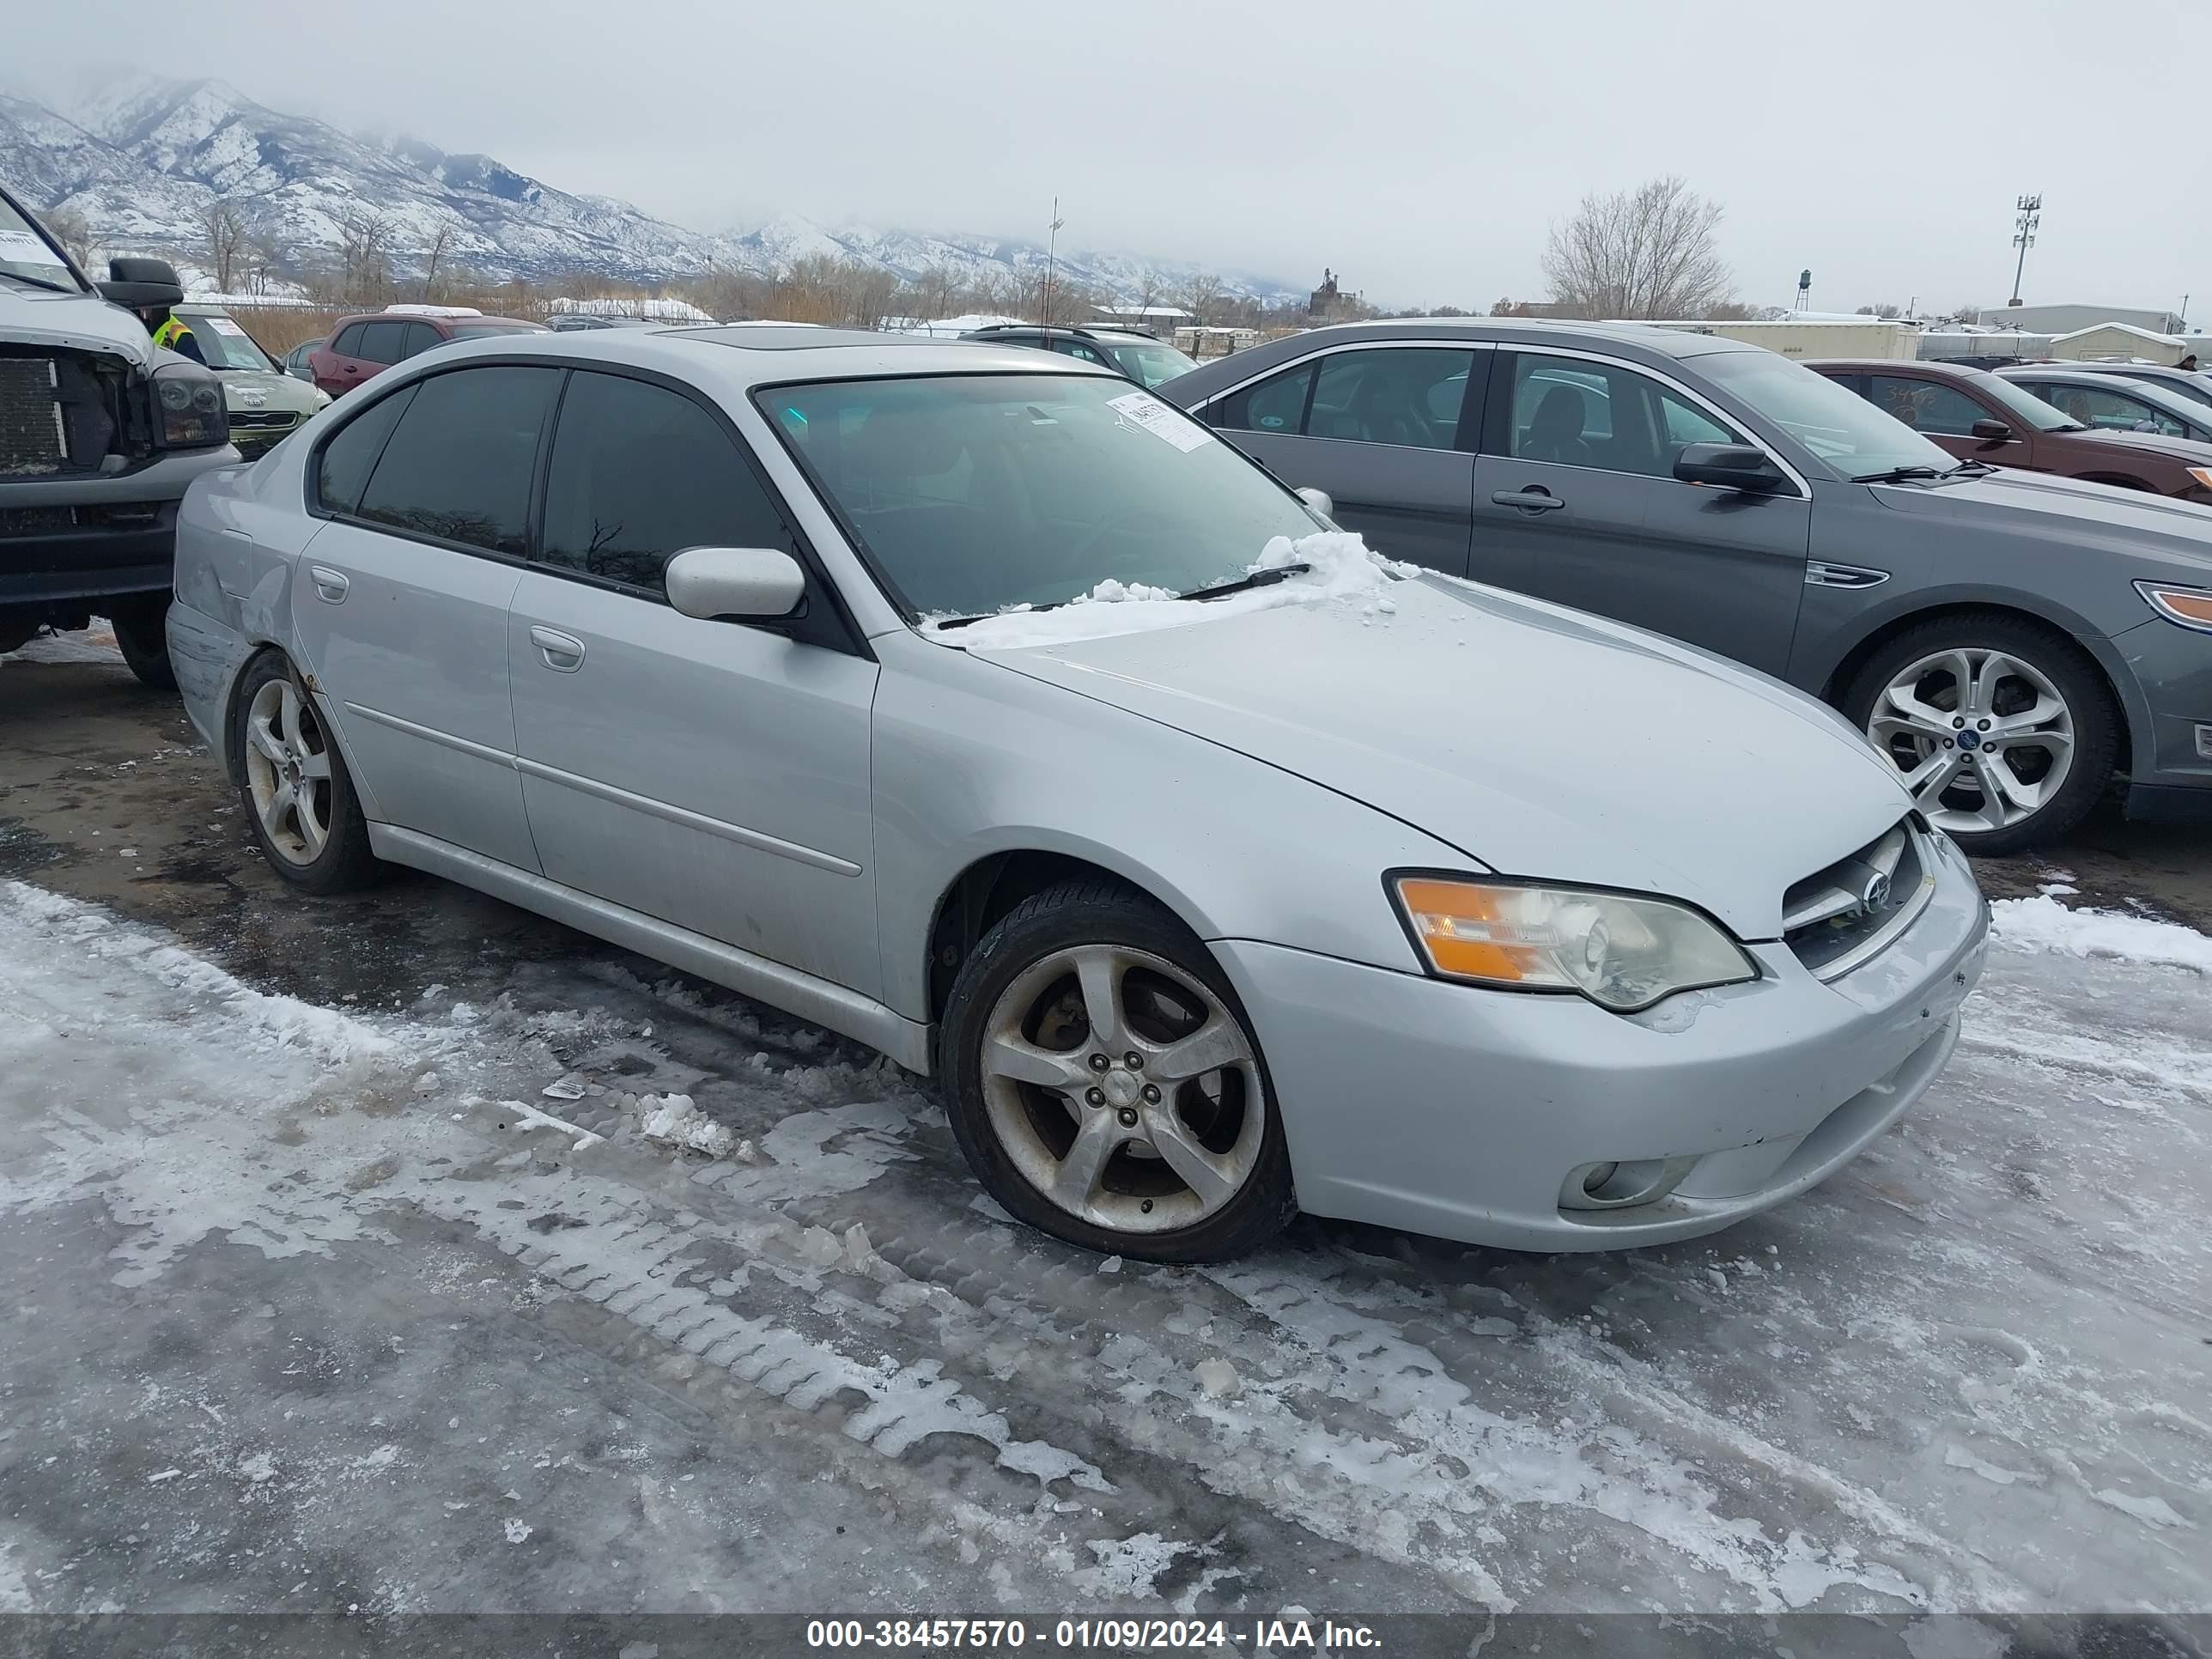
top-left (1782, 817), bottom-right (1934, 980)
top-left (0, 501), bottom-right (163, 540)
top-left (228, 410), bottom-right (299, 430)
top-left (0, 356), bottom-right (67, 477)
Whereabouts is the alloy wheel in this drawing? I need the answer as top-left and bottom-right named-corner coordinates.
top-left (1866, 647), bottom-right (2075, 835)
top-left (243, 678), bottom-right (334, 865)
top-left (978, 943), bottom-right (1266, 1236)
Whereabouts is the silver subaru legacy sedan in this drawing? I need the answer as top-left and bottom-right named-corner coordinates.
top-left (167, 327), bottom-right (1989, 1262)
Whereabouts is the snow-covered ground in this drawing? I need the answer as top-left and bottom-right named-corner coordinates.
top-left (3, 858), bottom-right (2208, 1618)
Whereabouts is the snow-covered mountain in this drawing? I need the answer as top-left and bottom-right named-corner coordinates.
top-left (0, 76), bottom-right (1301, 305)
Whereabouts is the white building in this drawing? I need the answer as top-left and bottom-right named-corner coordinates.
top-left (2045, 322), bottom-right (2188, 364)
top-left (1976, 302), bottom-right (2183, 336)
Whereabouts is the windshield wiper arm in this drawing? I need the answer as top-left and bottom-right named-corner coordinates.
top-left (930, 599), bottom-right (1066, 631)
top-left (1176, 562), bottom-right (1310, 602)
top-left (1850, 465), bottom-right (1948, 484)
top-left (0, 268), bottom-right (77, 295)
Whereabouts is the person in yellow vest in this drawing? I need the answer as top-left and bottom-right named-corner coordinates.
top-left (137, 303), bottom-right (205, 364)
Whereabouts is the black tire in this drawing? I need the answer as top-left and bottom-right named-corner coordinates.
top-left (1840, 611), bottom-right (2119, 855)
top-left (110, 599), bottom-right (177, 690)
top-left (228, 651), bottom-right (380, 894)
top-left (939, 877), bottom-right (1297, 1263)
top-left (0, 616), bottom-right (37, 655)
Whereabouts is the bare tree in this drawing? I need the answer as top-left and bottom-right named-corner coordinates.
top-left (1182, 271), bottom-right (1223, 328)
top-left (44, 207), bottom-right (100, 272)
top-left (1539, 176), bottom-right (1732, 320)
top-left (336, 208), bottom-right (394, 302)
top-left (195, 198), bottom-right (249, 295)
top-left (421, 221), bottom-right (457, 301)
top-left (1856, 301), bottom-right (1902, 319)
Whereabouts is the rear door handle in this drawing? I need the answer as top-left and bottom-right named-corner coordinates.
top-left (530, 625), bottom-right (586, 672)
top-left (1492, 488), bottom-right (1565, 513)
top-left (308, 566), bottom-right (349, 604)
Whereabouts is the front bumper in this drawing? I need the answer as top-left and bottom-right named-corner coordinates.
top-left (1216, 831), bottom-right (1990, 1252)
top-left (2114, 613), bottom-right (2212, 817)
top-left (1, 445), bottom-right (242, 610)
top-left (167, 595), bottom-right (259, 773)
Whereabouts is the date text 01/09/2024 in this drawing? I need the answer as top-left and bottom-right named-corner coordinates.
top-left (804, 1618), bottom-right (1382, 1650)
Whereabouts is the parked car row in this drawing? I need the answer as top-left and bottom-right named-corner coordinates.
top-left (163, 323), bottom-right (1994, 1263)
top-left (307, 307), bottom-right (548, 398)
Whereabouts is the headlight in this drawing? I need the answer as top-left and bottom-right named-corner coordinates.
top-left (1389, 874), bottom-right (1757, 1012)
top-left (150, 363), bottom-right (229, 449)
top-left (312, 387), bottom-right (331, 409)
top-left (2135, 579), bottom-right (2212, 633)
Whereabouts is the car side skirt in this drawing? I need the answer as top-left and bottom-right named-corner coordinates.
top-left (368, 823), bottom-right (933, 1074)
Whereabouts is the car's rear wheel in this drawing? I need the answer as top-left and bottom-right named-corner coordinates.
top-left (109, 599), bottom-right (177, 690)
top-left (1843, 613), bottom-right (2118, 854)
top-left (940, 879), bottom-right (1296, 1262)
top-left (231, 653), bottom-right (379, 893)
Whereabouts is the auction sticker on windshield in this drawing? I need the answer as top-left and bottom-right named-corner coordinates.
top-left (206, 317), bottom-right (249, 336)
top-left (0, 228), bottom-right (58, 264)
top-left (1108, 389), bottom-right (1213, 453)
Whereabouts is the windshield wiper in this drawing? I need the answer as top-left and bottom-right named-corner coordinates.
top-left (1850, 465), bottom-right (1948, 484)
top-left (930, 600), bottom-right (1066, 631)
top-left (1175, 562), bottom-right (1310, 602)
top-left (1947, 459), bottom-right (1999, 477)
top-left (0, 268), bottom-right (78, 295)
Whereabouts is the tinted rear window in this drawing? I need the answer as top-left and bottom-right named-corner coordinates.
top-left (356, 321), bottom-right (406, 364)
top-left (354, 367), bottom-right (561, 555)
top-left (314, 385), bottom-right (416, 516)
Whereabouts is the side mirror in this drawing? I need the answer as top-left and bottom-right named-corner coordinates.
top-left (665, 546), bottom-right (806, 623)
top-left (1673, 442), bottom-right (1787, 493)
top-left (97, 255), bottom-right (185, 311)
top-left (1969, 418), bottom-right (2014, 441)
top-left (1295, 486), bottom-right (1335, 520)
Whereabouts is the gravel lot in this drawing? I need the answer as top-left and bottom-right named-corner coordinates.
top-left (3, 634), bottom-right (2208, 1621)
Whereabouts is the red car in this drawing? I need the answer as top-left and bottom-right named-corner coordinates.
top-left (1808, 359), bottom-right (2212, 502)
top-left (309, 309), bottom-right (546, 398)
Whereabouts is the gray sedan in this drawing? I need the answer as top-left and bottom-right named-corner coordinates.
top-left (169, 328), bottom-right (1986, 1261)
top-left (1162, 320), bottom-right (2212, 851)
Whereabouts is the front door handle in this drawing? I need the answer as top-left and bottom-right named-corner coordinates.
top-left (308, 566), bottom-right (349, 604)
top-left (530, 625), bottom-right (586, 672)
top-left (1492, 487), bottom-right (1565, 513)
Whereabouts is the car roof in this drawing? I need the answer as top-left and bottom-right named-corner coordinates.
top-left (401, 325), bottom-right (1127, 389)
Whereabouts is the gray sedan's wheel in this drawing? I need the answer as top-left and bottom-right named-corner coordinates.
top-left (1844, 614), bottom-right (2117, 854)
top-left (941, 879), bottom-right (1295, 1261)
top-left (230, 652), bottom-right (380, 894)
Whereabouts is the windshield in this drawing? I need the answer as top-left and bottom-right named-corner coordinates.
top-left (1698, 349), bottom-right (1956, 479)
top-left (762, 374), bottom-right (1321, 620)
top-left (1104, 338), bottom-right (1199, 389)
top-left (1972, 373), bottom-right (2083, 433)
top-left (0, 198), bottom-right (82, 291)
top-left (2039, 377), bottom-right (2210, 434)
top-left (182, 313), bottom-right (278, 372)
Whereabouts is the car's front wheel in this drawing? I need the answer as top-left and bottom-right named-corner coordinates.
top-left (939, 879), bottom-right (1296, 1262)
top-left (230, 653), bottom-right (380, 893)
top-left (1843, 612), bottom-right (2118, 854)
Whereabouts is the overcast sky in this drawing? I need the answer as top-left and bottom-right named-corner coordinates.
top-left (10, 0), bottom-right (2205, 315)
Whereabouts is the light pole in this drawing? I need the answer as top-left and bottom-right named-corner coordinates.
top-left (2008, 194), bottom-right (2041, 307)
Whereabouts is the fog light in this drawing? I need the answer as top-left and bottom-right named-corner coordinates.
top-left (2197, 723), bottom-right (2212, 762)
top-left (1581, 1162), bottom-right (1619, 1196)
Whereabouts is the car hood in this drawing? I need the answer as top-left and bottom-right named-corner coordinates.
top-left (1868, 465), bottom-right (2212, 579)
top-left (214, 368), bottom-right (321, 412)
top-left (967, 576), bottom-right (1909, 939)
top-left (2055, 427), bottom-right (2212, 467)
top-left (0, 279), bottom-right (155, 364)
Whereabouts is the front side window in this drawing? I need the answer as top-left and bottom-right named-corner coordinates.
top-left (331, 324), bottom-right (367, 358)
top-left (1501, 354), bottom-right (1743, 477)
top-left (763, 374), bottom-right (1319, 621)
top-left (1865, 376), bottom-right (1992, 439)
top-left (1215, 362), bottom-right (1314, 434)
top-left (1697, 349), bottom-right (1957, 480)
top-left (1051, 337), bottom-right (1111, 367)
top-left (1306, 349), bottom-right (1474, 449)
top-left (539, 371), bottom-right (790, 594)
top-left (2046, 383), bottom-right (2189, 437)
top-left (353, 366), bottom-right (560, 555)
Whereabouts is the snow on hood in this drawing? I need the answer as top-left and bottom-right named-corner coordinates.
top-left (923, 532), bottom-right (1413, 651)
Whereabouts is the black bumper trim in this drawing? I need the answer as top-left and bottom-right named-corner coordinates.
top-left (2124, 780), bottom-right (2212, 824)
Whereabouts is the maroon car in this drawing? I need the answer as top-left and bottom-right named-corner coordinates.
top-left (1809, 359), bottom-right (2212, 504)
top-left (309, 309), bottom-right (546, 398)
